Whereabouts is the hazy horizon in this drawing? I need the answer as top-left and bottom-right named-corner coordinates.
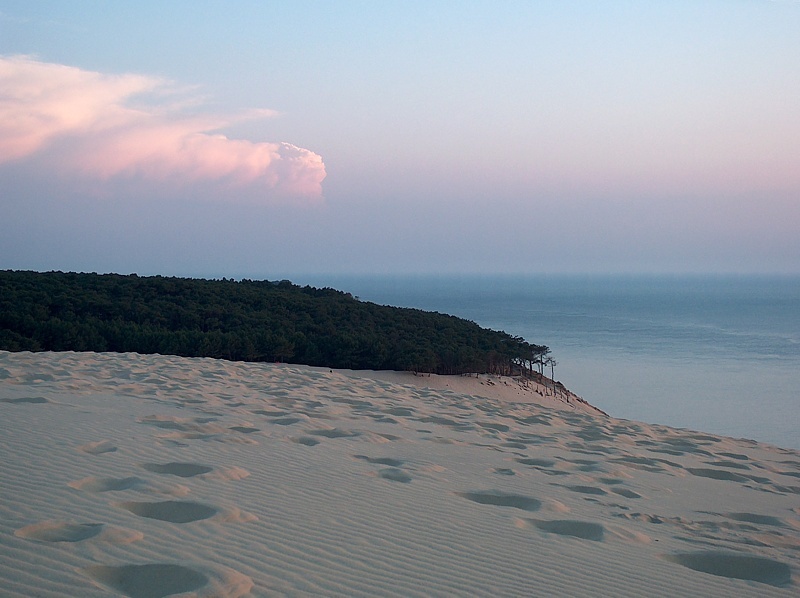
top-left (2, 2), bottom-right (799, 277)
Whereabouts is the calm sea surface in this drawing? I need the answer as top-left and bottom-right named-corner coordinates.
top-left (294, 274), bottom-right (800, 449)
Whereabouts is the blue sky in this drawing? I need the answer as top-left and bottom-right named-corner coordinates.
top-left (1, 1), bottom-right (799, 277)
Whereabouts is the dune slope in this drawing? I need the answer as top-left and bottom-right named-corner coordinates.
top-left (1, 351), bottom-right (797, 597)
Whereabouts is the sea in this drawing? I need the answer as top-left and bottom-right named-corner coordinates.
top-left (291, 274), bottom-right (800, 450)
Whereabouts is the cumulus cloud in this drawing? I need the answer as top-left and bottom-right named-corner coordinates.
top-left (0, 55), bottom-right (325, 201)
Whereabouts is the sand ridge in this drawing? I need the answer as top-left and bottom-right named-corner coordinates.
top-left (0, 350), bottom-right (798, 597)
top-left (334, 367), bottom-right (605, 414)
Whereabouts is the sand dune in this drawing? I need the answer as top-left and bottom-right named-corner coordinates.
top-left (0, 350), bottom-right (797, 596)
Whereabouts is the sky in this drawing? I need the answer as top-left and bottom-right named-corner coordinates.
top-left (1, 0), bottom-right (799, 278)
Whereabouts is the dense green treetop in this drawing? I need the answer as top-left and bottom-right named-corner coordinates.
top-left (0, 270), bottom-right (549, 375)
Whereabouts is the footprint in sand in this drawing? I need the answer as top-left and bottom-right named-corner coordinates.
top-left (16, 522), bottom-right (102, 542)
top-left (703, 459), bottom-right (751, 471)
top-left (141, 462), bottom-right (213, 478)
top-left (354, 455), bottom-right (405, 467)
top-left (610, 487), bottom-right (642, 499)
top-left (687, 465), bottom-right (774, 488)
top-left (515, 456), bottom-right (573, 477)
top-left (84, 564), bottom-right (208, 598)
top-left (514, 414), bottom-right (552, 426)
top-left (1, 396), bottom-right (50, 404)
top-left (611, 456), bottom-right (680, 473)
top-left (331, 397), bottom-right (375, 410)
top-left (354, 455), bottom-right (413, 482)
top-left (378, 468), bottom-right (413, 483)
top-left (654, 437), bottom-right (715, 457)
top-left (229, 425), bottom-right (260, 434)
top-left (77, 440), bottom-right (118, 455)
top-left (723, 512), bottom-right (786, 527)
top-left (252, 409), bottom-right (289, 417)
top-left (15, 521), bottom-right (142, 544)
top-left (291, 436), bottom-right (320, 446)
top-left (86, 562), bottom-right (255, 597)
top-left (116, 500), bottom-right (218, 523)
top-left (494, 468), bottom-right (516, 476)
top-left (310, 428), bottom-right (362, 439)
top-left (564, 484), bottom-right (607, 496)
top-left (717, 451), bottom-right (749, 461)
top-left (416, 415), bottom-right (475, 432)
top-left (116, 499), bottom-right (256, 524)
top-left (268, 416), bottom-right (303, 426)
top-left (478, 421), bottom-right (510, 433)
top-left (516, 457), bottom-right (557, 468)
top-left (384, 406), bottom-right (415, 417)
top-left (663, 551), bottom-right (792, 587)
top-left (565, 459), bottom-right (604, 473)
top-left (686, 468), bottom-right (750, 483)
top-left (527, 519), bottom-right (605, 541)
top-left (614, 512), bottom-right (666, 525)
top-left (500, 441), bottom-right (528, 450)
top-left (457, 490), bottom-right (542, 512)
top-left (137, 415), bottom-right (219, 431)
top-left (598, 476), bottom-right (630, 485)
top-left (776, 468), bottom-right (800, 480)
top-left (69, 476), bottom-right (144, 492)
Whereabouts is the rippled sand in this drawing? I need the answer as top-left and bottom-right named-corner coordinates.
top-left (1, 351), bottom-right (797, 596)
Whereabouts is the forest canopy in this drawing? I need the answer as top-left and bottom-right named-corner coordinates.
top-left (0, 270), bottom-right (550, 376)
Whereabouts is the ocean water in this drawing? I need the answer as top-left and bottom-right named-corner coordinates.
top-left (295, 274), bottom-right (800, 450)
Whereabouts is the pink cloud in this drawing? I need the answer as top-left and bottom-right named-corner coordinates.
top-left (0, 55), bottom-right (325, 201)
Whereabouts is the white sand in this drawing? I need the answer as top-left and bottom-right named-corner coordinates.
top-left (0, 350), bottom-right (797, 597)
